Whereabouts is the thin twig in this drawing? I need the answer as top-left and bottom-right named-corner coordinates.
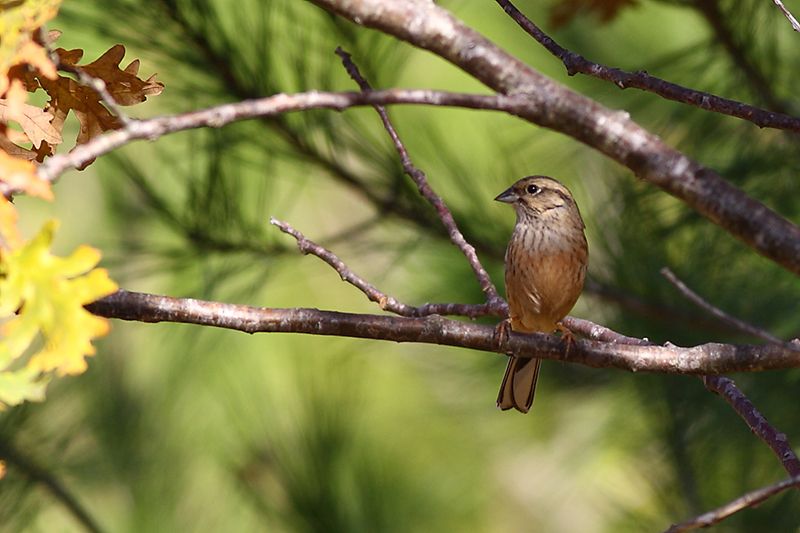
top-left (270, 217), bottom-right (504, 318)
top-left (773, 0), bottom-right (800, 32)
top-left (665, 475), bottom-right (800, 532)
top-left (660, 267), bottom-right (785, 343)
top-left (494, 0), bottom-right (799, 130)
top-left (334, 47), bottom-right (504, 309)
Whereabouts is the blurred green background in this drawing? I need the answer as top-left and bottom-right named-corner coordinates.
top-left (2, 0), bottom-right (800, 531)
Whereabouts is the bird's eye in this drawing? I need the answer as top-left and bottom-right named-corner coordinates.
top-left (525, 184), bottom-right (540, 195)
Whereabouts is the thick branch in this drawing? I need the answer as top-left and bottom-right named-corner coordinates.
top-left (309, 0), bottom-right (800, 276)
top-left (495, 0), bottom-right (800, 132)
top-left (86, 289), bottom-right (800, 374)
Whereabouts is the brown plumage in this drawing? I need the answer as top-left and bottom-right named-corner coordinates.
top-left (495, 176), bottom-right (588, 413)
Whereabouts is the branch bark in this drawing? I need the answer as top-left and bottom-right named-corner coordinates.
top-left (85, 289), bottom-right (800, 374)
top-left (308, 0), bottom-right (800, 277)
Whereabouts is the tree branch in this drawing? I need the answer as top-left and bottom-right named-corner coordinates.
top-left (665, 475), bottom-right (800, 532)
top-left (31, 89), bottom-right (527, 188)
top-left (772, 0), bottom-right (800, 32)
top-left (494, 0), bottom-right (800, 132)
top-left (308, 0), bottom-right (800, 277)
top-left (85, 289), bottom-right (800, 374)
top-left (702, 375), bottom-right (800, 477)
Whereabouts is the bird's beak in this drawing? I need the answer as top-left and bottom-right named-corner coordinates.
top-left (494, 187), bottom-right (518, 204)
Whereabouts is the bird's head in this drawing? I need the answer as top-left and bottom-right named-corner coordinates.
top-left (495, 175), bottom-right (582, 226)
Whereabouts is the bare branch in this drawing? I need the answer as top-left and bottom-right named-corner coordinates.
top-left (309, 0), bottom-right (800, 277)
top-left (85, 289), bottom-right (800, 374)
top-left (703, 375), bottom-right (800, 477)
top-left (773, 0), bottom-right (800, 32)
top-left (494, 0), bottom-right (800, 132)
top-left (335, 47), bottom-right (504, 307)
top-left (30, 90), bottom-right (529, 188)
top-left (270, 217), bottom-right (503, 318)
top-left (665, 475), bottom-right (800, 532)
top-left (660, 267), bottom-right (785, 344)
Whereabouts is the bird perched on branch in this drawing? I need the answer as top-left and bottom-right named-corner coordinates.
top-left (495, 176), bottom-right (588, 413)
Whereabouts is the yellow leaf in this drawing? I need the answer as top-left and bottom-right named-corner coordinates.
top-left (0, 220), bottom-right (117, 407)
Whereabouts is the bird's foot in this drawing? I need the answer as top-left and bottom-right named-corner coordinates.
top-left (493, 318), bottom-right (512, 352)
top-left (556, 322), bottom-right (577, 357)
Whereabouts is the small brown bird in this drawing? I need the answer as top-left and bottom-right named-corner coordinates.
top-left (495, 176), bottom-right (588, 413)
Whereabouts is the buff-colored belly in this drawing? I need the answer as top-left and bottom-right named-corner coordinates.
top-left (505, 240), bottom-right (587, 333)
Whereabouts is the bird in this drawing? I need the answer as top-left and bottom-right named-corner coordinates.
top-left (494, 176), bottom-right (588, 413)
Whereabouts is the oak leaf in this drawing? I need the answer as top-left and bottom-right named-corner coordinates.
top-left (0, 93), bottom-right (63, 148)
top-left (0, 220), bottom-right (118, 408)
top-left (36, 44), bottom-right (164, 168)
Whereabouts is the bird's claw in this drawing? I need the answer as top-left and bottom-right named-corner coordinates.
top-left (493, 318), bottom-right (512, 353)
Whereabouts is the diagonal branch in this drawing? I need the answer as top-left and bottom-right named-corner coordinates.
top-left (335, 47), bottom-right (503, 307)
top-left (702, 375), bottom-right (800, 477)
top-left (772, 0), bottom-right (800, 32)
top-left (309, 0), bottom-right (800, 277)
top-left (660, 267), bottom-right (785, 344)
top-left (665, 475), bottom-right (800, 532)
top-left (270, 217), bottom-right (502, 318)
top-left (494, 0), bottom-right (800, 132)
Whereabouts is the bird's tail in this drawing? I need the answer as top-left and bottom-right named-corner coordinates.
top-left (496, 356), bottom-right (541, 414)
